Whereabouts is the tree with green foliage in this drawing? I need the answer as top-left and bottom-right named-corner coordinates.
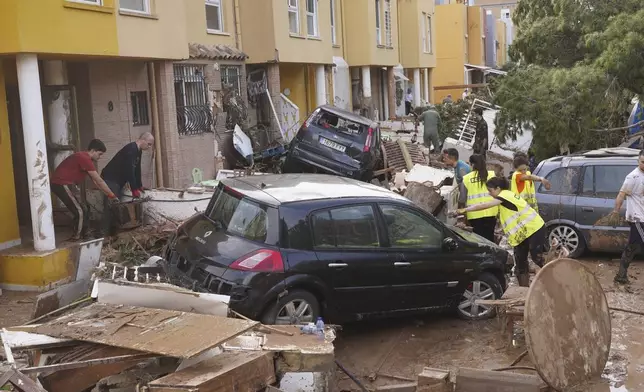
top-left (492, 0), bottom-right (644, 158)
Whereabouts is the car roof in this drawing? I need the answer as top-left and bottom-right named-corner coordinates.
top-left (318, 105), bottom-right (375, 127)
top-left (541, 147), bottom-right (640, 166)
top-left (221, 173), bottom-right (408, 206)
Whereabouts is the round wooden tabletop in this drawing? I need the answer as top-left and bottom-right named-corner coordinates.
top-left (524, 258), bottom-right (611, 391)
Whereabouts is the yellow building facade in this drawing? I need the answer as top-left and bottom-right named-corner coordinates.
top-left (433, 3), bottom-right (486, 102)
top-left (0, 0), bottom-right (248, 290)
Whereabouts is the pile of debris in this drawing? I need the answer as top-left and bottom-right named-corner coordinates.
top-left (101, 224), bottom-right (176, 267)
top-left (0, 279), bottom-right (336, 392)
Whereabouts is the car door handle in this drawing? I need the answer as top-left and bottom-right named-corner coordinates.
top-left (328, 263), bottom-right (348, 268)
top-left (394, 262), bottom-right (411, 267)
top-left (581, 207), bottom-right (594, 212)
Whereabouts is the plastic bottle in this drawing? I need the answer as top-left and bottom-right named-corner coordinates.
top-left (300, 322), bottom-right (316, 334)
top-left (315, 317), bottom-right (325, 340)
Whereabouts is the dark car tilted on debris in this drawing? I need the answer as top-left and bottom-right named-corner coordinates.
top-left (282, 105), bottom-right (382, 182)
top-left (161, 174), bottom-right (511, 325)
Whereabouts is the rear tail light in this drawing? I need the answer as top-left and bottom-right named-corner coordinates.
top-left (363, 127), bottom-right (374, 152)
top-left (229, 249), bottom-right (284, 272)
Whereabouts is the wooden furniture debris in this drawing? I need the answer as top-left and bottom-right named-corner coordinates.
top-left (36, 345), bottom-right (154, 392)
top-left (223, 325), bottom-right (335, 373)
top-left (475, 285), bottom-right (528, 346)
top-left (22, 303), bottom-right (257, 358)
top-left (148, 351), bottom-right (275, 392)
top-left (524, 258), bottom-right (611, 391)
top-left (417, 367), bottom-right (451, 392)
top-left (454, 368), bottom-right (546, 392)
top-left (397, 138), bottom-right (414, 170)
top-left (0, 367), bottom-right (48, 392)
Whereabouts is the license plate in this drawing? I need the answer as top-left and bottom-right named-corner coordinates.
top-left (319, 137), bottom-right (346, 152)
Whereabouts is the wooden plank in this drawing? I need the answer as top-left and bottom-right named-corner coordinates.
top-left (397, 138), bottom-right (414, 171)
top-left (418, 367), bottom-right (451, 392)
top-left (148, 351), bottom-right (275, 392)
top-left (1, 330), bottom-right (74, 350)
top-left (455, 368), bottom-right (544, 392)
top-left (39, 345), bottom-right (146, 392)
top-left (23, 303), bottom-right (257, 359)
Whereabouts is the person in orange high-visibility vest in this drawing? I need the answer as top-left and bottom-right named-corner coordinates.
top-left (510, 154), bottom-right (551, 212)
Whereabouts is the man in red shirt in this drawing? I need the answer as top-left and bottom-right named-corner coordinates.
top-left (51, 139), bottom-right (117, 240)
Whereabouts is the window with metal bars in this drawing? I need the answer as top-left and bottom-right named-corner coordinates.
top-left (173, 64), bottom-right (213, 136)
top-left (221, 66), bottom-right (241, 95)
top-left (130, 91), bottom-right (150, 126)
top-left (384, 0), bottom-right (392, 47)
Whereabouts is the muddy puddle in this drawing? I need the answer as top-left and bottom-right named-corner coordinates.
top-left (334, 258), bottom-right (644, 391)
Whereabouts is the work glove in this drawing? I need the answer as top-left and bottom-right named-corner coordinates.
top-left (447, 209), bottom-right (465, 218)
top-left (107, 193), bottom-right (119, 204)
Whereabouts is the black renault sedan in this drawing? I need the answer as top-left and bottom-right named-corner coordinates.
top-left (162, 174), bottom-right (510, 325)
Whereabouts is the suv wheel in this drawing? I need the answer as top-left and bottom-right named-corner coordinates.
top-left (549, 225), bottom-right (585, 258)
top-left (261, 290), bottom-right (321, 325)
top-left (457, 272), bottom-right (503, 320)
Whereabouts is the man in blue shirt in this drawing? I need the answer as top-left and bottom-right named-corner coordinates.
top-left (444, 148), bottom-right (471, 184)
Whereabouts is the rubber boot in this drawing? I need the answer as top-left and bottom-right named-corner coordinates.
top-left (517, 273), bottom-right (530, 287)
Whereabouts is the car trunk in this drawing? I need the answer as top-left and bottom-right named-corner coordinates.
top-left (167, 185), bottom-right (278, 292)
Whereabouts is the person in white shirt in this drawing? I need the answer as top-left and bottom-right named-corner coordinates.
top-left (611, 151), bottom-right (644, 283)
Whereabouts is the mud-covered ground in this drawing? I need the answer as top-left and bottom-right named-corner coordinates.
top-left (1, 258), bottom-right (643, 391)
top-left (334, 258), bottom-right (644, 392)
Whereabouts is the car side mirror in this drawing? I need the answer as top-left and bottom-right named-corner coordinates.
top-left (443, 237), bottom-right (459, 251)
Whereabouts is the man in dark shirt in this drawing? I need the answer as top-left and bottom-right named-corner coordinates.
top-left (472, 107), bottom-right (488, 155)
top-left (101, 132), bottom-right (154, 234)
top-left (51, 139), bottom-right (117, 240)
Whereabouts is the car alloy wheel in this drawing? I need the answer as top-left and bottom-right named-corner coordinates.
top-left (458, 280), bottom-right (496, 319)
top-left (549, 225), bottom-right (581, 257)
top-left (274, 299), bottom-right (315, 325)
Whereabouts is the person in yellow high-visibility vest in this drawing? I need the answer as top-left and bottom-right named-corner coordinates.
top-left (510, 154), bottom-right (551, 211)
top-left (459, 154), bottom-right (498, 242)
top-left (450, 177), bottom-right (546, 287)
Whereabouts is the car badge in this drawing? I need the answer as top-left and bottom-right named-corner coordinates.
top-left (204, 231), bottom-right (212, 238)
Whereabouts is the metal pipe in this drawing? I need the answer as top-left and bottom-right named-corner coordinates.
top-left (233, 0), bottom-right (242, 51)
top-left (147, 62), bottom-right (164, 188)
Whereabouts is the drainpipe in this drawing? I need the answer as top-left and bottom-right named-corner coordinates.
top-left (233, 0), bottom-right (242, 51)
top-left (147, 62), bottom-right (164, 188)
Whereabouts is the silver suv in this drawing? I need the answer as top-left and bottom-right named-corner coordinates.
top-left (534, 148), bottom-right (640, 258)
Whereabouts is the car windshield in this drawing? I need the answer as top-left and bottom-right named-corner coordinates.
top-left (316, 111), bottom-right (368, 141)
top-left (206, 186), bottom-right (268, 243)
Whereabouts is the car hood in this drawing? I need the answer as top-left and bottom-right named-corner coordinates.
top-left (448, 225), bottom-right (500, 249)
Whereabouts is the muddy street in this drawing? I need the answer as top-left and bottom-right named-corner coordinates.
top-left (334, 258), bottom-right (644, 392)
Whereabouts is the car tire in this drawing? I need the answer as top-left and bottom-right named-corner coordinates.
top-left (548, 224), bottom-right (586, 258)
top-left (456, 272), bottom-right (503, 321)
top-left (260, 290), bottom-right (321, 325)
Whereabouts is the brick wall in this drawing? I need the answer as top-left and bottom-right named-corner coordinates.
top-left (156, 60), bottom-right (250, 188)
top-left (88, 61), bottom-right (154, 188)
top-left (155, 61), bottom-right (182, 188)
